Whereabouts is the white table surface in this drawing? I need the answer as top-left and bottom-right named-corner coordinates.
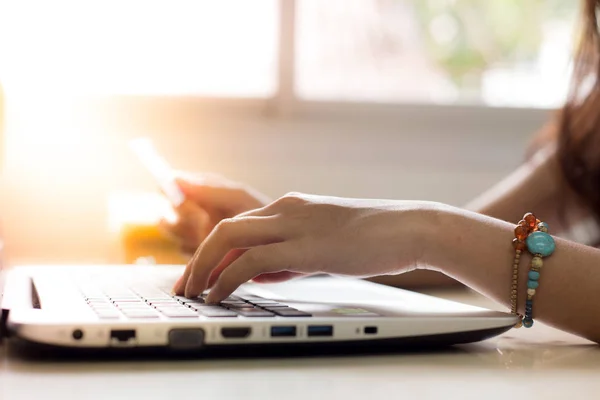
top-left (1, 289), bottom-right (598, 400)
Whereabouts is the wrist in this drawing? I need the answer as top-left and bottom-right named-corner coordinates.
top-left (418, 204), bottom-right (486, 276)
top-left (402, 202), bottom-right (459, 273)
top-left (424, 205), bottom-right (519, 286)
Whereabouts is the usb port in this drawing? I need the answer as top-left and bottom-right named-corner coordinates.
top-left (307, 325), bottom-right (333, 337)
top-left (364, 326), bottom-right (378, 335)
top-left (271, 326), bottom-right (297, 337)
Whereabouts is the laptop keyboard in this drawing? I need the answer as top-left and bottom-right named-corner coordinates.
top-left (81, 285), bottom-right (312, 320)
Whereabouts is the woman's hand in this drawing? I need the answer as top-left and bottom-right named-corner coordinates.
top-left (161, 173), bottom-right (271, 255)
top-left (173, 193), bottom-right (444, 302)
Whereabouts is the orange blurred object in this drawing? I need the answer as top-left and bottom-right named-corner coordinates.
top-left (119, 223), bottom-right (187, 265)
top-left (108, 191), bottom-right (187, 265)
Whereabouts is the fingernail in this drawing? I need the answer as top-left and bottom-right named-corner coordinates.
top-left (184, 283), bottom-right (199, 299)
top-left (205, 295), bottom-right (217, 304)
top-left (205, 290), bottom-right (222, 304)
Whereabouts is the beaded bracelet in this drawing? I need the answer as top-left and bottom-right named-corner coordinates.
top-left (511, 213), bottom-right (539, 328)
top-left (522, 220), bottom-right (555, 328)
top-left (510, 213), bottom-right (555, 328)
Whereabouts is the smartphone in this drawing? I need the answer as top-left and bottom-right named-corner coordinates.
top-left (129, 138), bottom-right (185, 207)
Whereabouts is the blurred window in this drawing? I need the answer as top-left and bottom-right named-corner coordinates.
top-left (0, 0), bottom-right (578, 108)
top-left (0, 0), bottom-right (278, 96)
top-left (297, 0), bottom-right (578, 108)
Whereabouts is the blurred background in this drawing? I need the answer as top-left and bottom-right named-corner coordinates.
top-left (0, 0), bottom-right (578, 265)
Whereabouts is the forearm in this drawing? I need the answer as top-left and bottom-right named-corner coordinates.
top-left (387, 146), bottom-right (567, 289)
top-left (427, 206), bottom-right (600, 343)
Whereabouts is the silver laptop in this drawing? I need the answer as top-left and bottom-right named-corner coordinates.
top-left (0, 264), bottom-right (517, 354)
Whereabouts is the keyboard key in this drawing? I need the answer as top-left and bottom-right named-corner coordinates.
top-left (220, 299), bottom-right (246, 305)
top-left (114, 300), bottom-right (145, 306)
top-left (131, 287), bottom-right (168, 296)
top-left (268, 306), bottom-right (300, 311)
top-left (159, 308), bottom-right (199, 318)
top-left (82, 291), bottom-right (105, 297)
top-left (197, 309), bottom-right (238, 317)
top-left (147, 299), bottom-right (178, 304)
top-left (271, 309), bottom-right (312, 317)
top-left (114, 299), bottom-right (145, 304)
top-left (105, 293), bottom-right (137, 298)
top-left (173, 296), bottom-right (202, 303)
top-left (103, 288), bottom-right (134, 293)
top-left (153, 302), bottom-right (185, 308)
top-left (240, 295), bottom-right (264, 301)
top-left (224, 303), bottom-right (256, 309)
top-left (204, 295), bottom-right (241, 302)
top-left (153, 302), bottom-right (184, 308)
top-left (147, 300), bottom-right (180, 306)
top-left (154, 305), bottom-right (188, 312)
top-left (186, 304), bottom-right (208, 311)
top-left (259, 304), bottom-right (289, 309)
top-left (93, 305), bottom-right (117, 311)
top-left (88, 301), bottom-right (112, 306)
top-left (121, 310), bottom-right (160, 319)
top-left (91, 306), bottom-right (116, 311)
top-left (236, 309), bottom-right (275, 317)
top-left (195, 305), bottom-right (228, 310)
top-left (110, 298), bottom-right (141, 302)
top-left (96, 311), bottom-right (122, 319)
top-left (140, 295), bottom-right (174, 301)
top-left (114, 306), bottom-right (147, 310)
top-left (98, 315), bottom-right (121, 320)
top-left (179, 297), bottom-right (206, 305)
top-left (188, 303), bottom-right (217, 309)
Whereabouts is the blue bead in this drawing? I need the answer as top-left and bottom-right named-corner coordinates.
top-left (526, 299), bottom-right (533, 306)
top-left (526, 232), bottom-right (556, 257)
top-left (537, 222), bottom-right (549, 231)
top-left (523, 318), bottom-right (534, 328)
top-left (527, 280), bottom-right (539, 289)
top-left (528, 271), bottom-right (540, 281)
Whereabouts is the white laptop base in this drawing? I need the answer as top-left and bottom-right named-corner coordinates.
top-left (1, 265), bottom-right (518, 354)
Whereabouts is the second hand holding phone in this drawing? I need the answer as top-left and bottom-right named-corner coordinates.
top-left (128, 138), bottom-right (185, 208)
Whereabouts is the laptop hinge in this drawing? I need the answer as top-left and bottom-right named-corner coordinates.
top-left (0, 308), bottom-right (9, 344)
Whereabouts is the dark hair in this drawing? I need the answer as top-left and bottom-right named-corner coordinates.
top-left (558, 0), bottom-right (600, 221)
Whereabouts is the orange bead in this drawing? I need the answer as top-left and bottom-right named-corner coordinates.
top-left (514, 225), bottom-right (529, 241)
top-left (512, 238), bottom-right (526, 250)
top-left (524, 213), bottom-right (537, 229)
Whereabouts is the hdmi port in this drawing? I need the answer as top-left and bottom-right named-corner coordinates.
top-left (221, 327), bottom-right (251, 338)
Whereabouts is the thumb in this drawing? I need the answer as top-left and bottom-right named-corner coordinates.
top-left (174, 173), bottom-right (242, 209)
